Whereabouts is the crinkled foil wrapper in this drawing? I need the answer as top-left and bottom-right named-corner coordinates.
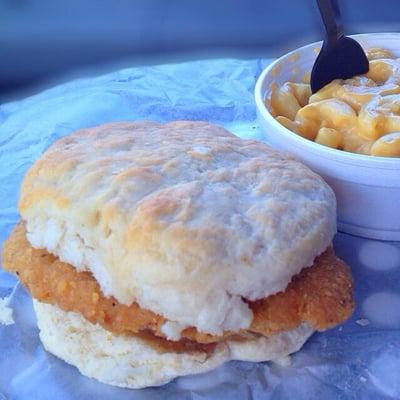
top-left (1, 59), bottom-right (400, 399)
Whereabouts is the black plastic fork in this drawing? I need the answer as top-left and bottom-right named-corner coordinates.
top-left (310, 0), bottom-right (369, 93)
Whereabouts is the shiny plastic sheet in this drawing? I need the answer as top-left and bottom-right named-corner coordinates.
top-left (1, 59), bottom-right (400, 399)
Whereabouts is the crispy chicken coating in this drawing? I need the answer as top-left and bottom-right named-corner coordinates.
top-left (2, 222), bottom-right (354, 349)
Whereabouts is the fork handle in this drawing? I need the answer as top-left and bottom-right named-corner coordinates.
top-left (316, 0), bottom-right (344, 44)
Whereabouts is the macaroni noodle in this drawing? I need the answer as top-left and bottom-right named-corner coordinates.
top-left (270, 48), bottom-right (400, 156)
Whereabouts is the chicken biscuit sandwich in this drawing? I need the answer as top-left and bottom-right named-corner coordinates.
top-left (2, 121), bottom-right (354, 388)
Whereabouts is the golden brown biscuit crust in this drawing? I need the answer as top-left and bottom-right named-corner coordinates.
top-left (19, 121), bottom-right (337, 335)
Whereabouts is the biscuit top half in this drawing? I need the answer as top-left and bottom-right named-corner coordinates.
top-left (19, 121), bottom-right (336, 335)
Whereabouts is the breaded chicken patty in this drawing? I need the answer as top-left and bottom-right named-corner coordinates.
top-left (3, 223), bottom-right (354, 349)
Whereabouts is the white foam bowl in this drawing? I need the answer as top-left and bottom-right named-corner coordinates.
top-left (255, 33), bottom-right (400, 241)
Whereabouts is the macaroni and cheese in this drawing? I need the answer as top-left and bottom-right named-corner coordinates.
top-left (270, 48), bottom-right (400, 157)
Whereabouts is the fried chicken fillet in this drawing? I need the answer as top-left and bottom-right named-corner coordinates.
top-left (3, 222), bottom-right (354, 352)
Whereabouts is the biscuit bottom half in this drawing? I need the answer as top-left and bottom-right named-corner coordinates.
top-left (33, 300), bottom-right (314, 389)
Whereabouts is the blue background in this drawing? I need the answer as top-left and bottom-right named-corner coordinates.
top-left (1, 0), bottom-right (400, 102)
